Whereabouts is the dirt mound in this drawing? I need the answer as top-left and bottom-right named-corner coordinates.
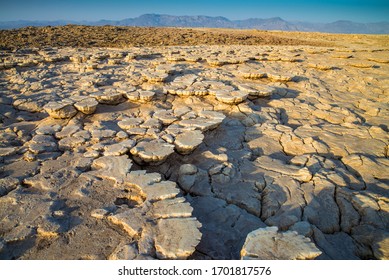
top-left (0, 25), bottom-right (328, 49)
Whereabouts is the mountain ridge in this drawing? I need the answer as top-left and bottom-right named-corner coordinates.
top-left (1, 13), bottom-right (388, 34)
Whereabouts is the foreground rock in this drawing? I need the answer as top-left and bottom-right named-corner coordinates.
top-left (43, 101), bottom-right (77, 119)
top-left (130, 140), bottom-right (175, 165)
top-left (174, 130), bottom-right (205, 155)
top-left (215, 90), bottom-right (248, 104)
top-left (155, 218), bottom-right (202, 259)
top-left (240, 227), bottom-right (322, 260)
top-left (74, 98), bottom-right (99, 114)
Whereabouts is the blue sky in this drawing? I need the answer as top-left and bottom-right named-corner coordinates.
top-left (1, 0), bottom-right (388, 23)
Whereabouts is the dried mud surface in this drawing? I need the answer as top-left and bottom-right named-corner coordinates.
top-left (0, 27), bottom-right (388, 260)
top-left (0, 25), bottom-right (329, 49)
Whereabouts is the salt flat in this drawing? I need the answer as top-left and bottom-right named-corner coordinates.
top-left (0, 28), bottom-right (388, 259)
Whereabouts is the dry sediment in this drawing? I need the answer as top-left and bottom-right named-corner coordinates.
top-left (0, 25), bottom-right (327, 49)
top-left (0, 30), bottom-right (388, 260)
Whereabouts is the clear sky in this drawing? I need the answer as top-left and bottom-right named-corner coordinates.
top-left (0, 0), bottom-right (388, 23)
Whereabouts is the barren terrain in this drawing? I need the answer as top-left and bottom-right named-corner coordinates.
top-left (0, 26), bottom-right (328, 49)
top-left (0, 26), bottom-right (388, 260)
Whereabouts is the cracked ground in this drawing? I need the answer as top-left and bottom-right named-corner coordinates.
top-left (0, 28), bottom-right (388, 260)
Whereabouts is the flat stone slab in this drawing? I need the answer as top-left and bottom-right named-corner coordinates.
top-left (215, 90), bottom-right (248, 104)
top-left (174, 130), bottom-right (204, 155)
top-left (0, 147), bottom-right (17, 157)
top-left (237, 82), bottom-right (277, 97)
top-left (267, 72), bottom-right (295, 82)
top-left (142, 181), bottom-right (180, 202)
top-left (43, 101), bottom-right (77, 119)
top-left (35, 125), bottom-right (62, 135)
top-left (91, 91), bottom-right (124, 105)
top-left (29, 134), bottom-right (58, 154)
top-left (55, 125), bottom-right (80, 139)
top-left (153, 110), bottom-right (178, 125)
top-left (91, 155), bottom-right (133, 184)
top-left (103, 139), bottom-right (136, 156)
top-left (118, 118), bottom-right (144, 130)
top-left (198, 110), bottom-right (226, 121)
top-left (130, 140), bottom-right (175, 164)
top-left (125, 90), bottom-right (155, 103)
top-left (179, 118), bottom-right (221, 131)
top-left (308, 63), bottom-right (334, 70)
top-left (237, 66), bottom-right (267, 79)
top-left (155, 218), bottom-right (202, 259)
top-left (241, 227), bottom-right (322, 260)
top-left (0, 177), bottom-right (19, 197)
top-left (107, 209), bottom-right (144, 237)
top-left (142, 71), bottom-right (169, 83)
top-left (74, 98), bottom-right (98, 114)
top-left (255, 156), bottom-right (313, 182)
top-left (151, 197), bottom-right (194, 219)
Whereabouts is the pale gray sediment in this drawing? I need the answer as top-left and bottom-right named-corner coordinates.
top-left (0, 43), bottom-right (388, 260)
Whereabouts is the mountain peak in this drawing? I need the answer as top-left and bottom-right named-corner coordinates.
top-left (269, 17), bottom-right (285, 21)
top-left (0, 14), bottom-right (388, 34)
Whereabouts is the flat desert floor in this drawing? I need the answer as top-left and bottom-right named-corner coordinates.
top-left (0, 26), bottom-right (388, 260)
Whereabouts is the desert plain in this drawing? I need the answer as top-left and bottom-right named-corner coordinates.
top-left (0, 26), bottom-right (388, 260)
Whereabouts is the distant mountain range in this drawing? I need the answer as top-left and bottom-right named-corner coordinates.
top-left (1, 14), bottom-right (388, 34)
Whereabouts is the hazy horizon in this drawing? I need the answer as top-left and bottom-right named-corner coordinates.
top-left (1, 0), bottom-right (388, 23)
